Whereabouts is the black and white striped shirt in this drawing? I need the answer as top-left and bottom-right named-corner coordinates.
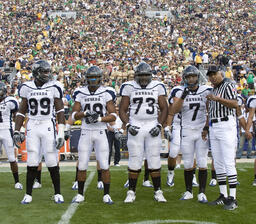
top-left (208, 81), bottom-right (237, 119)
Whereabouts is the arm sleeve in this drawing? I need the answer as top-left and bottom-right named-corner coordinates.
top-left (119, 84), bottom-right (132, 97)
top-left (18, 84), bottom-right (28, 98)
top-left (53, 81), bottom-right (64, 99)
top-left (157, 83), bottom-right (167, 96)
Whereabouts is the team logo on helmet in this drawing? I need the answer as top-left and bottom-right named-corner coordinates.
top-left (0, 82), bottom-right (7, 100)
top-left (134, 62), bottom-right (152, 88)
top-left (85, 66), bottom-right (103, 88)
top-left (182, 65), bottom-right (200, 88)
top-left (32, 60), bottom-right (52, 84)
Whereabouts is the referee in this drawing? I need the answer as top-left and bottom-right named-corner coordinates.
top-left (205, 65), bottom-right (238, 210)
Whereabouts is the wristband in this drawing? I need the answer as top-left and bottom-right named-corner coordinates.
top-left (97, 117), bottom-right (102, 122)
top-left (71, 112), bottom-right (77, 121)
top-left (238, 115), bottom-right (244, 120)
top-left (16, 112), bottom-right (25, 118)
top-left (58, 124), bottom-right (65, 139)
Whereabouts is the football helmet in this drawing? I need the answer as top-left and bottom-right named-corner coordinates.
top-left (182, 65), bottom-right (200, 88)
top-left (85, 66), bottom-right (103, 88)
top-left (0, 82), bottom-right (7, 101)
top-left (134, 62), bottom-right (152, 88)
top-left (32, 60), bottom-right (52, 84)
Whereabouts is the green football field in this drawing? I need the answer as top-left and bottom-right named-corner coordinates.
top-left (0, 162), bottom-right (255, 224)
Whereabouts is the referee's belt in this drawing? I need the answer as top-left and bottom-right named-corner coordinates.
top-left (211, 116), bottom-right (229, 123)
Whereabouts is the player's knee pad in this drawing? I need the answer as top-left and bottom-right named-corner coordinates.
top-left (147, 155), bottom-right (161, 170)
top-left (169, 143), bottom-right (180, 158)
top-left (128, 156), bottom-right (143, 170)
top-left (27, 151), bottom-right (40, 167)
top-left (44, 152), bottom-right (58, 167)
top-left (98, 160), bottom-right (109, 170)
top-left (183, 157), bottom-right (194, 170)
top-left (197, 157), bottom-right (207, 169)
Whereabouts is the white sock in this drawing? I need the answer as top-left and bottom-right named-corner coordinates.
top-left (229, 188), bottom-right (236, 199)
top-left (168, 170), bottom-right (174, 175)
top-left (219, 185), bottom-right (228, 198)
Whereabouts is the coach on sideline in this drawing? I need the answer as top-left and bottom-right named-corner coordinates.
top-left (204, 65), bottom-right (238, 211)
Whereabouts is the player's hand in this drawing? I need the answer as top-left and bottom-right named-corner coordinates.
top-left (245, 130), bottom-right (253, 140)
top-left (149, 124), bottom-right (162, 137)
top-left (201, 126), bottom-right (209, 141)
top-left (181, 87), bottom-right (189, 99)
top-left (84, 111), bottom-right (99, 124)
top-left (20, 132), bottom-right (26, 143)
top-left (126, 123), bottom-right (140, 136)
top-left (114, 130), bottom-right (123, 141)
top-left (164, 126), bottom-right (172, 141)
top-left (56, 137), bottom-right (65, 149)
top-left (13, 131), bottom-right (22, 148)
top-left (206, 94), bottom-right (218, 101)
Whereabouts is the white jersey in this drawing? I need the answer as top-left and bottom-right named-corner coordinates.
top-left (73, 85), bottom-right (115, 130)
top-left (18, 80), bottom-right (63, 121)
top-left (237, 94), bottom-right (243, 107)
top-left (176, 85), bottom-right (212, 129)
top-left (246, 95), bottom-right (256, 109)
top-left (168, 86), bottom-right (182, 126)
top-left (0, 96), bottom-right (18, 129)
top-left (120, 80), bottom-right (166, 127)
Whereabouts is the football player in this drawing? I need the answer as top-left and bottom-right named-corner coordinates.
top-left (14, 60), bottom-right (65, 204)
top-left (71, 66), bottom-right (116, 204)
top-left (0, 82), bottom-right (23, 190)
top-left (119, 62), bottom-right (168, 203)
top-left (170, 65), bottom-right (212, 203)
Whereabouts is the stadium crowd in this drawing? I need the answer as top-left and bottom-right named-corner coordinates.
top-left (0, 0), bottom-right (255, 156)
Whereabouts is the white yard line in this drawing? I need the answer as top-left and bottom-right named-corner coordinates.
top-left (57, 171), bottom-right (96, 224)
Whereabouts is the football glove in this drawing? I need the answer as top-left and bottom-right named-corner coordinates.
top-left (126, 123), bottom-right (140, 136)
top-left (181, 87), bottom-right (189, 99)
top-left (64, 124), bottom-right (71, 141)
top-left (164, 126), bottom-right (172, 141)
top-left (84, 111), bottom-right (99, 124)
top-left (56, 124), bottom-right (65, 149)
top-left (13, 131), bottom-right (22, 148)
top-left (149, 124), bottom-right (162, 137)
top-left (20, 132), bottom-right (26, 143)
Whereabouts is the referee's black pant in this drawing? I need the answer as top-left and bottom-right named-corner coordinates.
top-left (107, 131), bottom-right (121, 165)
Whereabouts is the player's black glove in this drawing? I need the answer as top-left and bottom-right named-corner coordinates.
top-left (13, 131), bottom-right (22, 148)
top-left (64, 130), bottom-right (71, 141)
top-left (181, 87), bottom-right (189, 100)
top-left (126, 123), bottom-right (140, 136)
top-left (84, 111), bottom-right (99, 124)
top-left (20, 132), bottom-right (26, 143)
top-left (164, 126), bottom-right (172, 141)
top-left (149, 124), bottom-right (162, 137)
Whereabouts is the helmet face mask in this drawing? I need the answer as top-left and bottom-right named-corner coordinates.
top-left (32, 60), bottom-right (52, 84)
top-left (0, 83), bottom-right (7, 101)
top-left (182, 65), bottom-right (200, 89)
top-left (134, 62), bottom-right (152, 88)
top-left (85, 66), bottom-right (103, 88)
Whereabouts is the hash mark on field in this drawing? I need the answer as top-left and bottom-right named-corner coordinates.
top-left (238, 168), bottom-right (247, 172)
top-left (57, 171), bottom-right (95, 224)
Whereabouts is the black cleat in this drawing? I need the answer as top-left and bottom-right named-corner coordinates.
top-left (223, 196), bottom-right (238, 211)
top-left (208, 194), bottom-right (226, 206)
